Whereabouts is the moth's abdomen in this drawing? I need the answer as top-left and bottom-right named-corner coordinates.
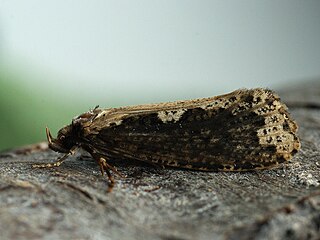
top-left (92, 89), bottom-right (300, 171)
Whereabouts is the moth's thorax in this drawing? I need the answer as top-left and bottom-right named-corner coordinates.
top-left (72, 108), bottom-right (103, 126)
top-left (71, 108), bottom-right (127, 137)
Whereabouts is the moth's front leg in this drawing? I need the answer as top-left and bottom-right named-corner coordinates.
top-left (32, 146), bottom-right (77, 169)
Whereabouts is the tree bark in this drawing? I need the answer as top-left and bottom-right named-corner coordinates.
top-left (1, 82), bottom-right (320, 240)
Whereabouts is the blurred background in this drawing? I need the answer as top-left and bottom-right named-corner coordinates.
top-left (0, 0), bottom-right (320, 151)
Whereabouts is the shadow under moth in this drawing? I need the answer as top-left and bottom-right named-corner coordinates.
top-left (33, 88), bottom-right (301, 190)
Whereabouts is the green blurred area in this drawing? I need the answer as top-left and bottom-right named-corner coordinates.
top-left (0, 67), bottom-right (82, 151)
top-left (0, 63), bottom-right (143, 152)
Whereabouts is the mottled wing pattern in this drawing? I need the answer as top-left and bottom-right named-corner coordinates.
top-left (83, 88), bottom-right (300, 171)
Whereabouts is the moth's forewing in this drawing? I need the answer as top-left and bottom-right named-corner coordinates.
top-left (82, 89), bottom-right (300, 171)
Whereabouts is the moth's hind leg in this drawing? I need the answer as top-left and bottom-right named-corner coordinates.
top-left (32, 146), bottom-right (77, 169)
top-left (96, 156), bottom-right (125, 192)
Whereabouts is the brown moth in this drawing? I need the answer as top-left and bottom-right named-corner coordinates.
top-left (33, 88), bottom-right (300, 190)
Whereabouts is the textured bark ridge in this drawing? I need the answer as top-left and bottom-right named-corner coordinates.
top-left (1, 82), bottom-right (320, 240)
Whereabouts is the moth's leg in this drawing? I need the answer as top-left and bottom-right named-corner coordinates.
top-left (92, 153), bottom-right (124, 177)
top-left (98, 158), bottom-right (115, 191)
top-left (95, 156), bottom-right (125, 192)
top-left (32, 146), bottom-right (77, 168)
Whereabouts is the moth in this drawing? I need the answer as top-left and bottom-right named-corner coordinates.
top-left (34, 88), bottom-right (300, 189)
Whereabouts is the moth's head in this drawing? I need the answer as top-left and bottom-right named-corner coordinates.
top-left (46, 126), bottom-right (76, 153)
